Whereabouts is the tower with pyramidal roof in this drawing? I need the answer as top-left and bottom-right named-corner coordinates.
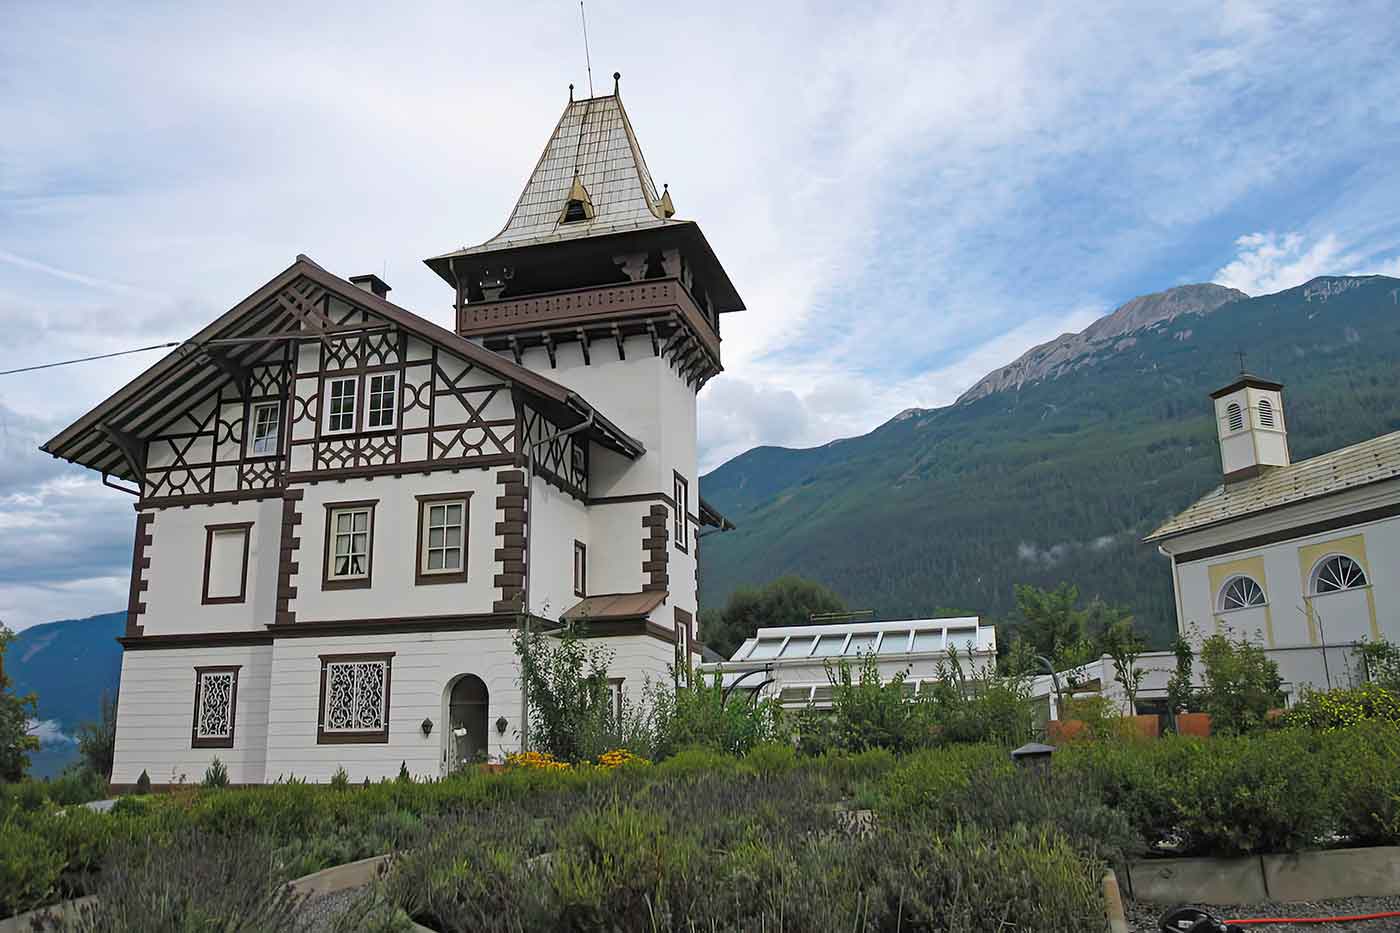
top-left (40, 73), bottom-right (741, 787)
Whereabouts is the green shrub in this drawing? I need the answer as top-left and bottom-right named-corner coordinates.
top-left (1282, 682), bottom-right (1400, 732)
top-left (740, 742), bottom-right (799, 777)
top-left (202, 756), bottom-right (230, 788)
top-left (1199, 631), bottom-right (1284, 735)
top-left (879, 744), bottom-right (1011, 813)
top-left (330, 765), bottom-right (350, 790)
top-left (649, 669), bottom-right (789, 759)
top-left (0, 822), bottom-right (65, 916)
top-left (1327, 721), bottom-right (1400, 845)
top-left (65, 830), bottom-right (308, 932)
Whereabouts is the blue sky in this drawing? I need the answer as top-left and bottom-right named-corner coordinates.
top-left (3, 0), bottom-right (1400, 628)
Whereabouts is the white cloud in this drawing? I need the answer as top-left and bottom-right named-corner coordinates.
top-left (1212, 232), bottom-right (1357, 295)
top-left (4, 1), bottom-right (1400, 623)
top-left (26, 718), bottom-right (76, 746)
top-left (1213, 231), bottom-right (1400, 296)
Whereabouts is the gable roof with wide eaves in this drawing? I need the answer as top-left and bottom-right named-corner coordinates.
top-left (1146, 430), bottom-right (1400, 541)
top-left (42, 256), bottom-right (643, 481)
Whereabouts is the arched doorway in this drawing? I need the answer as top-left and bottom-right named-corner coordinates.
top-left (445, 674), bottom-right (489, 771)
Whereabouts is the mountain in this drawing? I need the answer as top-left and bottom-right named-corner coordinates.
top-left (8, 611), bottom-right (124, 777)
top-left (956, 283), bottom-right (1247, 402)
top-left (698, 275), bottom-right (1400, 646)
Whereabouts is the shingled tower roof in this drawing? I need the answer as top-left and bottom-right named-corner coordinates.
top-left (431, 77), bottom-right (682, 261)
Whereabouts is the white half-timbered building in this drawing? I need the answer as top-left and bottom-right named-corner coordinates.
top-left (43, 77), bottom-right (740, 787)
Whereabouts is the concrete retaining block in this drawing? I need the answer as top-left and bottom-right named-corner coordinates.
top-left (288, 853), bottom-right (392, 897)
top-left (0, 895), bottom-right (96, 933)
top-left (1262, 846), bottom-right (1400, 902)
top-left (1127, 856), bottom-right (1269, 905)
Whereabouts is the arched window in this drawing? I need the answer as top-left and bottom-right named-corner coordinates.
top-left (1226, 402), bottom-right (1244, 432)
top-left (1258, 397), bottom-right (1275, 428)
top-left (1218, 575), bottom-right (1266, 611)
top-left (1311, 555), bottom-right (1368, 594)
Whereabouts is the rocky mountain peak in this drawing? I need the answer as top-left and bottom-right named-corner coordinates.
top-left (956, 283), bottom-right (1246, 404)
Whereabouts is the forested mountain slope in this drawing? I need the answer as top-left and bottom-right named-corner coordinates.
top-left (698, 275), bottom-right (1400, 645)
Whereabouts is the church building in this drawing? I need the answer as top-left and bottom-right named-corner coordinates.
top-left (1146, 372), bottom-right (1400, 691)
top-left (42, 75), bottom-right (740, 786)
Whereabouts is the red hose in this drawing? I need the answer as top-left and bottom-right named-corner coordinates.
top-left (1228, 911), bottom-right (1400, 925)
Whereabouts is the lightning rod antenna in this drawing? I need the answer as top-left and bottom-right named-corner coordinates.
top-left (580, 2), bottom-right (595, 98)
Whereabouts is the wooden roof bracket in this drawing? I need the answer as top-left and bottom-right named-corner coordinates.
top-left (544, 332), bottom-right (557, 369)
top-left (203, 346), bottom-right (251, 398)
top-left (99, 423), bottom-right (146, 484)
top-left (577, 328), bottom-right (591, 365)
top-left (612, 323), bottom-right (627, 361)
top-left (508, 336), bottom-right (523, 365)
top-left (646, 320), bottom-right (660, 357)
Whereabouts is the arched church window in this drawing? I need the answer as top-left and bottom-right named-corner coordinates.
top-left (1311, 555), bottom-right (1368, 594)
top-left (1218, 575), bottom-right (1266, 611)
top-left (1226, 402), bottom-right (1244, 432)
top-left (1258, 397), bottom-right (1275, 428)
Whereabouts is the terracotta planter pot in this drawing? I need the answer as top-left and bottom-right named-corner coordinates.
top-left (1175, 712), bottom-right (1211, 737)
top-left (1130, 714), bottom-right (1160, 739)
top-left (1047, 719), bottom-right (1086, 743)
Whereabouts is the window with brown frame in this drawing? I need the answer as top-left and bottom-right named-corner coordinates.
top-left (323, 500), bottom-right (376, 590)
top-left (317, 652), bottom-right (393, 744)
top-left (202, 522), bottom-right (252, 605)
top-left (191, 666), bottom-right (240, 748)
top-left (673, 472), bottom-right (689, 553)
top-left (415, 492), bottom-right (470, 585)
top-left (573, 540), bottom-right (587, 597)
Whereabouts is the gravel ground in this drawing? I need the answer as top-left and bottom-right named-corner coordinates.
top-left (298, 884), bottom-right (371, 933)
top-left (1129, 896), bottom-right (1400, 932)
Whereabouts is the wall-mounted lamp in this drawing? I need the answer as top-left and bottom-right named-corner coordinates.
top-left (495, 716), bottom-right (508, 735)
top-left (420, 717), bottom-right (434, 737)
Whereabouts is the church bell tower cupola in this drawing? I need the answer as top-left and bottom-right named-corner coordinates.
top-left (423, 73), bottom-right (743, 392)
top-left (1210, 372), bottom-right (1290, 484)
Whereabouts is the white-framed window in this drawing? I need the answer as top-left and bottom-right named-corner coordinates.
top-left (192, 666), bottom-right (239, 748)
top-left (418, 497), bottom-right (467, 578)
top-left (366, 373), bottom-right (397, 430)
top-left (605, 678), bottom-right (624, 722)
top-left (249, 401), bottom-right (281, 456)
top-left (1257, 397), bottom-right (1276, 428)
top-left (326, 505), bottom-right (373, 584)
top-left (1218, 575), bottom-right (1267, 612)
top-left (325, 376), bottom-right (358, 434)
top-left (318, 654), bottom-right (392, 743)
top-left (1311, 555), bottom-right (1368, 595)
top-left (1226, 401), bottom-right (1244, 432)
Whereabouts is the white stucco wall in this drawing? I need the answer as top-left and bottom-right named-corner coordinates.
top-left (112, 644), bottom-right (273, 786)
top-left (292, 471), bottom-right (500, 623)
top-left (141, 498), bottom-right (283, 636)
top-left (528, 476), bottom-right (590, 617)
top-left (264, 629), bottom-right (522, 782)
top-left (1173, 509), bottom-right (1400, 650)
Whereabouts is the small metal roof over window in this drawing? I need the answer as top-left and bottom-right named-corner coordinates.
top-left (732, 617), bottom-right (995, 663)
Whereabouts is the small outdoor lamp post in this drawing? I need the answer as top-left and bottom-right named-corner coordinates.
top-left (1010, 742), bottom-right (1056, 775)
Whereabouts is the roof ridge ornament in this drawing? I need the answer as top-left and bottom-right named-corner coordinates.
top-left (613, 71), bottom-right (621, 95)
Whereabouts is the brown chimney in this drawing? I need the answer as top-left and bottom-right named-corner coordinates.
top-left (349, 274), bottom-right (391, 300)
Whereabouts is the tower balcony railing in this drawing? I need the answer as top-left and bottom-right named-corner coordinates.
top-left (457, 277), bottom-right (720, 359)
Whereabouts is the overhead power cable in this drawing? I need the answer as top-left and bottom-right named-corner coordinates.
top-left (0, 342), bottom-right (182, 376)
